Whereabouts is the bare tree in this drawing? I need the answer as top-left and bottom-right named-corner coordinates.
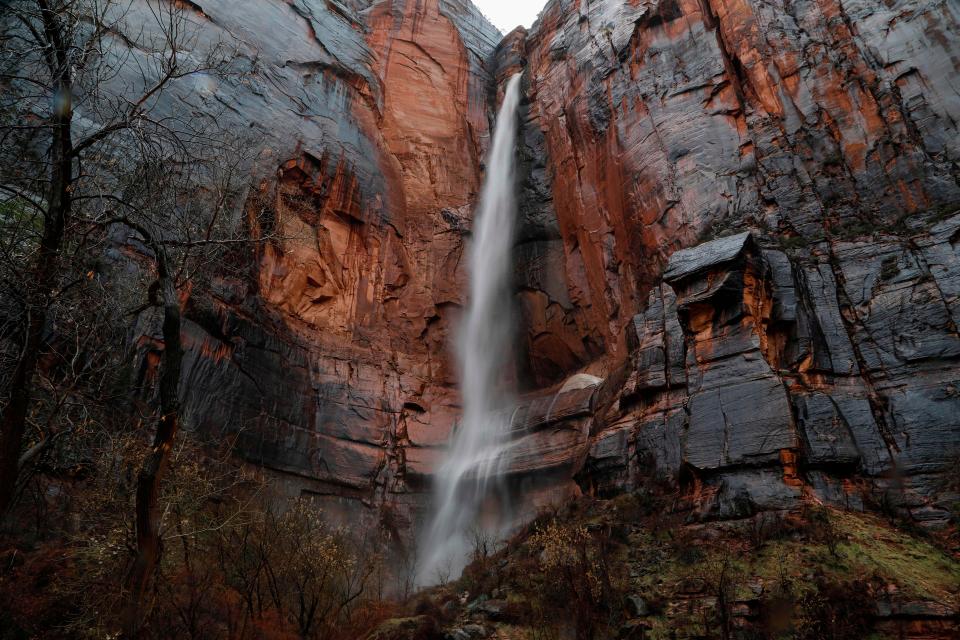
top-left (49, 421), bottom-right (265, 638)
top-left (0, 3), bottom-right (399, 638)
top-left (0, 0), bottom-right (234, 518)
top-left (0, 2), bottom-right (262, 636)
top-left (105, 141), bottom-right (258, 635)
top-left (213, 496), bottom-right (385, 640)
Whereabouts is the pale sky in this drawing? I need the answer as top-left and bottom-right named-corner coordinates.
top-left (474, 0), bottom-right (545, 33)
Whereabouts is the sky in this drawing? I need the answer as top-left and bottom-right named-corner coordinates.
top-left (473, 0), bottom-right (545, 33)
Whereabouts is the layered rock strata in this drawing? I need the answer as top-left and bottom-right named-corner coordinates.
top-left (511, 0), bottom-right (960, 387)
top-left (581, 222), bottom-right (960, 524)
top-left (115, 0), bottom-right (502, 532)
top-left (110, 0), bottom-right (960, 537)
top-left (499, 0), bottom-right (960, 525)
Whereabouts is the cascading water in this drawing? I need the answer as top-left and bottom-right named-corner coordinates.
top-left (418, 73), bottom-right (524, 582)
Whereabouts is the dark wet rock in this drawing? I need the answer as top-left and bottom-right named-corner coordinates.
top-left (510, 386), bottom-right (597, 433)
top-left (762, 250), bottom-right (798, 325)
top-left (583, 218), bottom-right (960, 522)
top-left (365, 615), bottom-right (440, 640)
top-left (794, 392), bottom-right (861, 468)
top-left (465, 595), bottom-right (488, 612)
top-left (798, 262), bottom-right (861, 376)
top-left (806, 471), bottom-right (864, 511)
top-left (624, 285), bottom-right (685, 396)
top-left (685, 377), bottom-right (794, 470)
top-left (703, 470), bottom-right (802, 519)
top-left (875, 600), bottom-right (957, 619)
top-left (626, 595), bottom-right (650, 617)
top-left (445, 624), bottom-right (487, 639)
top-left (663, 232), bottom-right (754, 284)
top-left (469, 598), bottom-right (508, 621)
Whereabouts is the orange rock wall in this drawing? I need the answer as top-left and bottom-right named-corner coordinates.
top-left (249, 0), bottom-right (505, 478)
top-left (510, 0), bottom-right (960, 384)
top-left (159, 0), bottom-right (960, 544)
top-left (158, 0), bottom-right (501, 536)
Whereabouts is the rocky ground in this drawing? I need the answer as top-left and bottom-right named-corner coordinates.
top-left (367, 493), bottom-right (960, 639)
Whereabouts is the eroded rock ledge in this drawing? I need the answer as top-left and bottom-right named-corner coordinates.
top-left (582, 216), bottom-right (960, 525)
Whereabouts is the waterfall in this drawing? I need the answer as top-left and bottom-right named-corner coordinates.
top-left (418, 73), bottom-right (523, 583)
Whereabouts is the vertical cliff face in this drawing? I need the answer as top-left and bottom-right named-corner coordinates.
top-left (111, 0), bottom-right (960, 539)
top-left (510, 0), bottom-right (960, 386)
top-left (123, 0), bottom-right (501, 532)
top-left (503, 0), bottom-right (960, 526)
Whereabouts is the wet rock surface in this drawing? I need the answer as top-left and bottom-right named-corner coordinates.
top-left (108, 0), bottom-right (960, 542)
top-left (115, 0), bottom-right (503, 531)
top-left (500, 0), bottom-right (960, 529)
top-left (582, 222), bottom-right (960, 522)
top-left (510, 0), bottom-right (960, 382)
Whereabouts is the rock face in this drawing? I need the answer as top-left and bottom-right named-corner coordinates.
top-left (501, 0), bottom-right (960, 525)
top-left (113, 0), bottom-right (960, 539)
top-left (511, 0), bottom-right (960, 386)
top-left (114, 0), bottom-right (502, 532)
top-left (583, 223), bottom-right (960, 523)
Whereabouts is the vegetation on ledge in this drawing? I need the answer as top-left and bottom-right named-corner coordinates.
top-left (387, 492), bottom-right (959, 640)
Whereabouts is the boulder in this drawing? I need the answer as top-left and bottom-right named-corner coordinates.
top-left (365, 616), bottom-right (440, 640)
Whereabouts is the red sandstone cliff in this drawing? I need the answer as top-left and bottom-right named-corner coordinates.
top-left (4, 0), bottom-right (960, 636)
top-left (126, 0), bottom-right (503, 532)
top-left (504, 0), bottom-right (960, 528)
top-left (100, 0), bottom-right (960, 545)
top-left (508, 0), bottom-right (960, 383)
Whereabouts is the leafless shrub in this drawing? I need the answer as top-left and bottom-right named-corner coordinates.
top-left (523, 519), bottom-right (621, 639)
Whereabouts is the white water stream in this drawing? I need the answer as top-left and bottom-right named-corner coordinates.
top-left (418, 73), bottom-right (524, 583)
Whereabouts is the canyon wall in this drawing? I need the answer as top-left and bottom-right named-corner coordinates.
top-left (110, 0), bottom-right (960, 538)
top-left (508, 0), bottom-right (960, 385)
top-left (506, 0), bottom-right (960, 525)
top-left (115, 0), bottom-right (502, 535)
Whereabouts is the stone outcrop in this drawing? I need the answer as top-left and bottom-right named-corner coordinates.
top-left (579, 221), bottom-right (960, 523)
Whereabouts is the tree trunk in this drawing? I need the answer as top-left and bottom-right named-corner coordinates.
top-left (122, 249), bottom-right (183, 638)
top-left (0, 11), bottom-right (72, 514)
